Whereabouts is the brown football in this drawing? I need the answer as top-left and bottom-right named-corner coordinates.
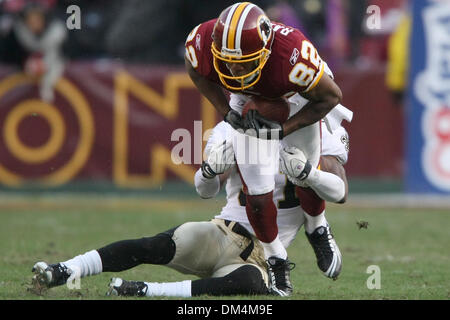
top-left (242, 96), bottom-right (290, 124)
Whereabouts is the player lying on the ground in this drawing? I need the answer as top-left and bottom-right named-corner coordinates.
top-left (31, 118), bottom-right (350, 297)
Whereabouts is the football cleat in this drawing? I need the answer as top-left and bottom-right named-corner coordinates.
top-left (306, 224), bottom-right (342, 280)
top-left (267, 256), bottom-right (295, 297)
top-left (32, 262), bottom-right (72, 288)
top-left (107, 277), bottom-right (148, 297)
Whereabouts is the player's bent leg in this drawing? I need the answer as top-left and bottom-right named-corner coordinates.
top-left (98, 228), bottom-right (177, 272)
top-left (108, 264), bottom-right (269, 298)
top-left (192, 264), bottom-right (269, 296)
top-left (32, 227), bottom-right (178, 289)
top-left (166, 221), bottom-right (230, 277)
top-left (108, 220), bottom-right (270, 298)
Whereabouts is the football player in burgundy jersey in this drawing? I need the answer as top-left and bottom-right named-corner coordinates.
top-left (185, 2), bottom-right (342, 296)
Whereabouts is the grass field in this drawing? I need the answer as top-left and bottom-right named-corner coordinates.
top-left (0, 192), bottom-right (449, 300)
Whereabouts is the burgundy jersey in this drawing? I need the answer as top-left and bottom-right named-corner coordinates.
top-left (185, 19), bottom-right (325, 99)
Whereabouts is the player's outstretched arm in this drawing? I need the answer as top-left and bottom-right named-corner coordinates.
top-left (318, 155), bottom-right (348, 203)
top-left (280, 148), bottom-right (347, 203)
top-left (282, 73), bottom-right (342, 137)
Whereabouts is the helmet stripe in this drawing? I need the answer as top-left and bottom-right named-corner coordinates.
top-left (222, 3), bottom-right (241, 51)
top-left (227, 2), bottom-right (250, 50)
top-left (235, 3), bottom-right (255, 51)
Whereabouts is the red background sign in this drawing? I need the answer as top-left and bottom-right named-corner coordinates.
top-left (0, 62), bottom-right (403, 188)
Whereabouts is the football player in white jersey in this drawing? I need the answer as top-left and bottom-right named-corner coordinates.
top-left (31, 110), bottom-right (351, 297)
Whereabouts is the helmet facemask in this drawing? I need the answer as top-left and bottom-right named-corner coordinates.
top-left (211, 44), bottom-right (270, 90)
top-left (211, 3), bottom-right (273, 91)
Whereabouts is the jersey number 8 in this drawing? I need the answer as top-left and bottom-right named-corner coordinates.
top-left (289, 40), bottom-right (321, 89)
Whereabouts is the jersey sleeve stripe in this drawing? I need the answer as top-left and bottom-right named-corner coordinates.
top-left (305, 61), bottom-right (325, 92)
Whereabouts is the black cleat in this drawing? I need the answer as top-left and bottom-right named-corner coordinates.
top-left (306, 225), bottom-right (342, 280)
top-left (267, 256), bottom-right (295, 297)
top-left (32, 262), bottom-right (72, 288)
top-left (107, 278), bottom-right (148, 297)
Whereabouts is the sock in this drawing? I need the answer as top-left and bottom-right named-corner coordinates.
top-left (144, 280), bottom-right (192, 297)
top-left (304, 167), bottom-right (345, 203)
top-left (304, 210), bottom-right (327, 234)
top-left (260, 235), bottom-right (287, 260)
top-left (61, 250), bottom-right (102, 278)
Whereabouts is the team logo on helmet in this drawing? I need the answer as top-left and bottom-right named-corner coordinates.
top-left (257, 15), bottom-right (272, 46)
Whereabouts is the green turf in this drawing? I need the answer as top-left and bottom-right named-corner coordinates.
top-left (0, 195), bottom-right (448, 300)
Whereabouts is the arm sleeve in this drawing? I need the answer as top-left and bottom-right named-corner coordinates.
top-left (194, 121), bottom-right (230, 199)
top-left (304, 168), bottom-right (345, 203)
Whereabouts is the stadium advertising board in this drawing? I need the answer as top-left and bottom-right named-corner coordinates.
top-left (408, 0), bottom-right (450, 193)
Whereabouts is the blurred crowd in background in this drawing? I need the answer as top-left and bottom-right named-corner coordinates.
top-left (0, 0), bottom-right (410, 100)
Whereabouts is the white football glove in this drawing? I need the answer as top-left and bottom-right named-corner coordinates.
top-left (202, 140), bottom-right (235, 178)
top-left (279, 146), bottom-right (312, 186)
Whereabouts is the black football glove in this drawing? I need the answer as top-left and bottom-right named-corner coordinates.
top-left (243, 109), bottom-right (284, 140)
top-left (224, 109), bottom-right (245, 131)
top-left (243, 109), bottom-right (261, 131)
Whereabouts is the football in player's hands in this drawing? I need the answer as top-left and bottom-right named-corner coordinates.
top-left (242, 96), bottom-right (290, 124)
